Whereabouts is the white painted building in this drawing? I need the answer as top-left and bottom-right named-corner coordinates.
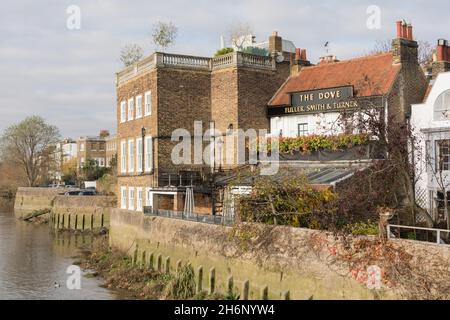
top-left (411, 72), bottom-right (450, 223)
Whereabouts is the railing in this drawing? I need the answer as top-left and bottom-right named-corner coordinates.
top-left (162, 53), bottom-right (211, 70)
top-left (240, 52), bottom-right (274, 69)
top-left (143, 206), bottom-right (234, 226)
top-left (387, 224), bottom-right (450, 245)
top-left (116, 52), bottom-right (276, 85)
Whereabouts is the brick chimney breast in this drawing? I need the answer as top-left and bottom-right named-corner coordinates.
top-left (391, 21), bottom-right (418, 64)
top-left (432, 39), bottom-right (450, 79)
top-left (269, 31), bottom-right (282, 53)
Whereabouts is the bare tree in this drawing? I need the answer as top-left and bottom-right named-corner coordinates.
top-left (369, 39), bottom-right (434, 70)
top-left (228, 23), bottom-right (253, 51)
top-left (151, 21), bottom-right (178, 52)
top-left (120, 44), bottom-right (144, 67)
top-left (0, 116), bottom-right (60, 187)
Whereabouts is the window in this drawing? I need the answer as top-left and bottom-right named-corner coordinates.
top-left (137, 188), bottom-right (143, 212)
top-left (136, 137), bottom-right (143, 172)
top-left (120, 140), bottom-right (126, 174)
top-left (128, 188), bottom-right (135, 210)
top-left (145, 188), bottom-right (152, 207)
top-left (434, 90), bottom-right (450, 121)
top-left (298, 123), bottom-right (308, 136)
top-left (136, 95), bottom-right (142, 118)
top-left (145, 136), bottom-right (153, 172)
top-left (80, 157), bottom-right (85, 168)
top-left (437, 140), bottom-right (450, 171)
top-left (128, 98), bottom-right (134, 121)
top-left (91, 142), bottom-right (97, 151)
top-left (80, 143), bottom-right (85, 151)
top-left (120, 101), bottom-right (126, 123)
top-left (128, 139), bottom-right (135, 173)
top-left (99, 142), bottom-right (105, 151)
top-left (121, 187), bottom-right (127, 209)
top-left (144, 91), bottom-right (152, 116)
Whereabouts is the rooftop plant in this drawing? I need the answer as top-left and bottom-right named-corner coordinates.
top-left (214, 47), bottom-right (234, 57)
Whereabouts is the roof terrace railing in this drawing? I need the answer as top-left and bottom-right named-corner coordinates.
top-left (116, 52), bottom-right (276, 85)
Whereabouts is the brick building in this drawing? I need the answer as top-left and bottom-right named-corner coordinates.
top-left (77, 130), bottom-right (110, 169)
top-left (268, 21), bottom-right (428, 137)
top-left (116, 32), bottom-right (293, 213)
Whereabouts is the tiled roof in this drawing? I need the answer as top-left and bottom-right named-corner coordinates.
top-left (268, 53), bottom-right (401, 106)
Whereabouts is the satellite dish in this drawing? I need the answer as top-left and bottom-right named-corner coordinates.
top-left (275, 52), bottom-right (285, 63)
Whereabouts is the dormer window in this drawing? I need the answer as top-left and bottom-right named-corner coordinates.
top-left (434, 89), bottom-right (450, 121)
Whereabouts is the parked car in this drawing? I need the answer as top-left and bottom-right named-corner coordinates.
top-left (64, 190), bottom-right (96, 196)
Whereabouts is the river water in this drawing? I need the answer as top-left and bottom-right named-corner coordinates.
top-left (0, 210), bottom-right (116, 300)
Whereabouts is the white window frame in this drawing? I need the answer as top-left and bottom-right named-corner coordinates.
top-left (145, 188), bottom-right (152, 207)
top-left (135, 95), bottom-right (143, 119)
top-left (120, 140), bottom-right (127, 174)
top-left (128, 187), bottom-right (135, 210)
top-left (121, 187), bottom-right (127, 209)
top-left (145, 135), bottom-right (153, 172)
top-left (136, 137), bottom-right (143, 172)
top-left (137, 187), bottom-right (143, 212)
top-left (128, 139), bottom-right (135, 173)
top-left (120, 101), bottom-right (126, 123)
top-left (144, 91), bottom-right (152, 116)
top-left (80, 143), bottom-right (85, 152)
top-left (128, 98), bottom-right (134, 121)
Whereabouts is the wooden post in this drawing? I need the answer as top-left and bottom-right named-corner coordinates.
top-left (282, 290), bottom-right (290, 300)
top-left (75, 215), bottom-right (78, 230)
top-left (133, 246), bottom-right (138, 266)
top-left (57, 214), bottom-right (60, 229)
top-left (261, 285), bottom-right (268, 300)
top-left (227, 276), bottom-right (234, 296)
top-left (68, 215), bottom-right (71, 229)
top-left (141, 251), bottom-right (146, 267)
top-left (176, 260), bottom-right (182, 273)
top-left (197, 266), bottom-right (203, 293)
top-left (165, 257), bottom-right (170, 274)
top-left (90, 214), bottom-right (94, 230)
top-left (101, 213), bottom-right (104, 228)
top-left (149, 252), bottom-right (154, 270)
top-left (61, 214), bottom-right (65, 229)
top-left (242, 280), bottom-right (250, 300)
top-left (82, 214), bottom-right (85, 230)
top-left (209, 267), bottom-right (216, 294)
top-left (157, 254), bottom-right (162, 272)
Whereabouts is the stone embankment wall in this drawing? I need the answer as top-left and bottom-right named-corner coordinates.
top-left (110, 210), bottom-right (403, 300)
top-left (51, 196), bottom-right (116, 231)
top-left (14, 187), bottom-right (116, 230)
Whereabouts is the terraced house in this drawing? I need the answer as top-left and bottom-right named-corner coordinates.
top-left (115, 31), bottom-right (294, 213)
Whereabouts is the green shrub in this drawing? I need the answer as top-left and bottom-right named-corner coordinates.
top-left (349, 221), bottom-right (379, 235)
top-left (164, 264), bottom-right (196, 299)
top-left (214, 47), bottom-right (234, 57)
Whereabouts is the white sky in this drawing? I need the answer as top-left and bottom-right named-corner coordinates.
top-left (0, 0), bottom-right (448, 138)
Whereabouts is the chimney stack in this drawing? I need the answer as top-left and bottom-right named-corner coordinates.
top-left (269, 31), bottom-right (283, 53)
top-left (432, 39), bottom-right (450, 79)
top-left (392, 20), bottom-right (418, 64)
top-left (291, 47), bottom-right (311, 76)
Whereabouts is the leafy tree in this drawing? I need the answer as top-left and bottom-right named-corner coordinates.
top-left (0, 116), bottom-right (60, 187)
top-left (119, 44), bottom-right (144, 67)
top-left (81, 158), bottom-right (109, 181)
top-left (151, 21), bottom-right (178, 52)
top-left (228, 23), bottom-right (253, 51)
top-left (61, 158), bottom-right (78, 185)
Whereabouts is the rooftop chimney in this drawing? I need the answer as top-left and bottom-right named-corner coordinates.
top-left (269, 31), bottom-right (282, 53)
top-left (99, 130), bottom-right (110, 138)
top-left (291, 47), bottom-right (311, 76)
top-left (318, 55), bottom-right (339, 65)
top-left (432, 39), bottom-right (450, 79)
top-left (392, 20), bottom-right (418, 64)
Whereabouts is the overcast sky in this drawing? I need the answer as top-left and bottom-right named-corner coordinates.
top-left (0, 0), bottom-right (448, 138)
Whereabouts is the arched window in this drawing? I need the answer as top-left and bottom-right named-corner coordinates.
top-left (434, 89), bottom-right (450, 121)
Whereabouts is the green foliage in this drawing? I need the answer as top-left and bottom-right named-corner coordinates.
top-left (265, 133), bottom-right (371, 154)
top-left (238, 176), bottom-right (337, 228)
top-left (165, 264), bottom-right (196, 299)
top-left (349, 221), bottom-right (379, 235)
top-left (214, 47), bottom-right (234, 57)
top-left (82, 159), bottom-right (109, 181)
top-left (242, 46), bottom-right (269, 56)
top-left (120, 44), bottom-right (143, 67)
top-left (152, 21), bottom-right (178, 51)
top-left (225, 290), bottom-right (241, 300)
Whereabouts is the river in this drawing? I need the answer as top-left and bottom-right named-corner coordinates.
top-left (0, 210), bottom-right (116, 300)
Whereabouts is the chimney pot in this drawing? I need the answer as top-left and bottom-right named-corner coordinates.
top-left (407, 24), bottom-right (413, 40)
top-left (295, 48), bottom-right (301, 61)
top-left (396, 21), bottom-right (402, 38)
top-left (301, 49), bottom-right (307, 61)
top-left (402, 22), bottom-right (408, 39)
